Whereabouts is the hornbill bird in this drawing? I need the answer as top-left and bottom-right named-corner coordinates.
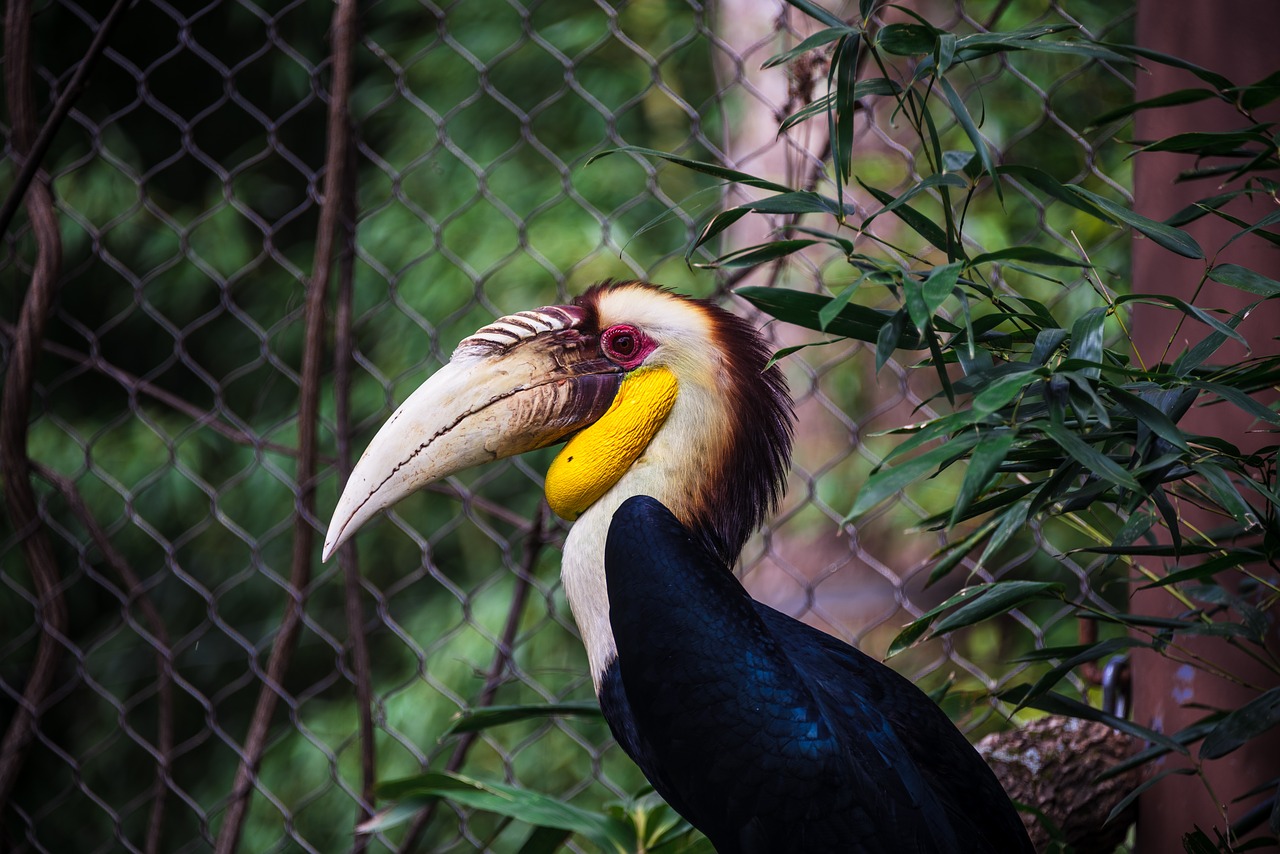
top-left (325, 281), bottom-right (1034, 854)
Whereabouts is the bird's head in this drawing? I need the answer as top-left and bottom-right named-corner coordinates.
top-left (324, 280), bottom-right (793, 566)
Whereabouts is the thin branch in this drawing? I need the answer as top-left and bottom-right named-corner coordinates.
top-left (397, 507), bottom-right (548, 854)
top-left (214, 0), bottom-right (359, 848)
top-left (0, 0), bottom-right (68, 814)
top-left (32, 463), bottom-right (174, 854)
top-left (335, 132), bottom-right (377, 849)
top-left (0, 319), bottom-right (535, 531)
top-left (0, 319), bottom-right (316, 462)
top-left (0, 0), bottom-right (132, 238)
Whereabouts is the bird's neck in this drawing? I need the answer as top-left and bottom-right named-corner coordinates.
top-left (560, 386), bottom-right (721, 692)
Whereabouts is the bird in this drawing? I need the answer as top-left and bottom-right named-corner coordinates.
top-left (324, 280), bottom-right (1035, 854)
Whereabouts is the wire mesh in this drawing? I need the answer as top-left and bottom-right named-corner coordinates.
top-left (1, 0), bottom-right (1135, 851)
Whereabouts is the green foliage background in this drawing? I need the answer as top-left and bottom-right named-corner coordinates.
top-left (9, 0), bottom-right (1275, 852)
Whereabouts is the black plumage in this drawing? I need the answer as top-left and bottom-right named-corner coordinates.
top-left (602, 495), bottom-right (1034, 854)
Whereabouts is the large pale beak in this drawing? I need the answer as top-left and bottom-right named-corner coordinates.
top-left (323, 304), bottom-right (621, 560)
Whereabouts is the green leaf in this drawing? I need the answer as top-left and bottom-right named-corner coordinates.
top-left (699, 239), bottom-right (821, 269)
top-left (877, 23), bottom-right (939, 56)
top-left (846, 432), bottom-right (982, 520)
top-left (780, 79), bottom-right (903, 133)
top-left (1172, 310), bottom-right (1247, 376)
top-left (1041, 421), bottom-right (1142, 493)
top-left (1066, 306), bottom-right (1107, 378)
top-left (373, 772), bottom-right (636, 853)
top-left (942, 150), bottom-right (975, 172)
top-left (971, 368), bottom-right (1039, 415)
top-left (1236, 68), bottom-right (1280, 110)
top-left (858, 179), bottom-right (952, 253)
top-left (1088, 87), bottom-right (1219, 128)
top-left (903, 280), bottom-right (930, 335)
top-left (689, 208), bottom-right (751, 257)
top-left (1017, 637), bottom-right (1150, 707)
top-left (1191, 463), bottom-right (1259, 528)
top-left (1136, 125), bottom-right (1274, 157)
top-left (832, 33), bottom-right (860, 188)
top-left (737, 286), bottom-right (927, 349)
top-left (1165, 191), bottom-right (1243, 227)
top-left (923, 262), bottom-right (962, 313)
top-left (939, 76), bottom-right (1000, 197)
top-left (589, 147), bottom-right (792, 193)
top-left (1200, 687), bottom-right (1280, 760)
top-left (997, 687), bottom-right (1190, 756)
top-left (1102, 43), bottom-right (1235, 91)
top-left (1191, 380), bottom-right (1280, 426)
top-left (969, 246), bottom-right (1087, 268)
top-left (863, 173), bottom-right (968, 226)
top-left (762, 26), bottom-right (858, 69)
top-left (995, 165), bottom-right (1109, 219)
top-left (442, 701), bottom-right (603, 736)
top-left (1065, 185), bottom-right (1204, 259)
top-left (931, 580), bottom-right (1065, 635)
top-left (518, 826), bottom-right (574, 854)
top-left (1207, 263), bottom-right (1280, 297)
top-left (888, 585), bottom-right (992, 656)
top-left (740, 191), bottom-right (842, 215)
top-left (950, 430), bottom-right (1015, 526)
top-left (1117, 294), bottom-right (1247, 348)
top-left (1110, 387), bottom-right (1192, 453)
top-left (875, 311), bottom-right (907, 371)
top-left (783, 0), bottom-right (847, 29)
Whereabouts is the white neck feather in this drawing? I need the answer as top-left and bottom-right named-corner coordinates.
top-left (559, 377), bottom-right (728, 694)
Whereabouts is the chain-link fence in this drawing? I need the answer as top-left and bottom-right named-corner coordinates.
top-left (2, 0), bottom-right (1136, 851)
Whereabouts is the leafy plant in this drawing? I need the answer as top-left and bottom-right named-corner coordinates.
top-left (589, 0), bottom-right (1279, 850)
top-left (372, 1), bottom-right (1279, 850)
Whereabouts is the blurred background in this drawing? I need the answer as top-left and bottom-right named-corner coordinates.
top-left (1, 0), bottom-right (1137, 850)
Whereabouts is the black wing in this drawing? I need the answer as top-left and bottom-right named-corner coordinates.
top-left (602, 495), bottom-right (981, 854)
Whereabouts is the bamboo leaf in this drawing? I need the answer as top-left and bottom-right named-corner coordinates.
top-left (737, 286), bottom-right (928, 348)
top-left (932, 580), bottom-right (1065, 635)
top-left (877, 23), bottom-right (939, 56)
top-left (371, 772), bottom-right (636, 853)
top-left (443, 702), bottom-right (603, 736)
top-left (969, 246), bottom-right (1087, 268)
top-left (858, 179), bottom-right (952, 253)
top-left (698, 239), bottom-right (821, 269)
top-left (923, 262), bottom-right (962, 313)
top-left (1065, 186), bottom-right (1204, 258)
top-left (1200, 687), bottom-right (1280, 760)
top-left (950, 430), bottom-right (1015, 526)
top-left (1088, 88), bottom-right (1219, 128)
top-left (1041, 422), bottom-right (1142, 492)
top-left (783, 0), bottom-right (847, 28)
top-left (997, 687), bottom-right (1190, 756)
top-left (888, 585), bottom-right (993, 656)
top-left (863, 173), bottom-right (969, 226)
top-left (1207, 263), bottom-right (1280, 297)
top-left (1102, 43), bottom-right (1235, 91)
top-left (589, 147), bottom-right (793, 193)
top-left (762, 26), bottom-right (858, 69)
top-left (939, 76), bottom-right (1000, 196)
top-left (846, 433), bottom-right (982, 520)
top-left (689, 208), bottom-right (751, 258)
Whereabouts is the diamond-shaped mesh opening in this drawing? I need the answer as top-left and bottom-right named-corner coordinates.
top-left (2, 1), bottom-right (1135, 850)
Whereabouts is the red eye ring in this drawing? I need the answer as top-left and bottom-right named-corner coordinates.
top-left (601, 324), bottom-right (648, 366)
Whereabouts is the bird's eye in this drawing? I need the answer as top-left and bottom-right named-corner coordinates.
top-left (602, 324), bottom-right (646, 365)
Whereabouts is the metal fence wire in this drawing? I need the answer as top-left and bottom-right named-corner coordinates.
top-left (1, 0), bottom-right (1136, 851)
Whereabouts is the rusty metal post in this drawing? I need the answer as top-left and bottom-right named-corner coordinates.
top-left (1131, 2), bottom-right (1280, 850)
